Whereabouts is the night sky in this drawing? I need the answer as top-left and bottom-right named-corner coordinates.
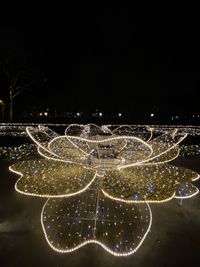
top-left (0, 7), bottom-right (200, 116)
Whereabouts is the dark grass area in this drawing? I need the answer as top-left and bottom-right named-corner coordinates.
top-left (0, 136), bottom-right (31, 147)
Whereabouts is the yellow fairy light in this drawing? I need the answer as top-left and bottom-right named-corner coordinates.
top-left (8, 123), bottom-right (200, 257)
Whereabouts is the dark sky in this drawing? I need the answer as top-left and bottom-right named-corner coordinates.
top-left (0, 7), bottom-right (200, 115)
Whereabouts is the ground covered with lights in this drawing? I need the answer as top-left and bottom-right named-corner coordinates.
top-left (0, 124), bottom-right (200, 266)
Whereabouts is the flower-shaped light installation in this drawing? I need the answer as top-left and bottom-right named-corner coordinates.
top-left (9, 124), bottom-right (199, 256)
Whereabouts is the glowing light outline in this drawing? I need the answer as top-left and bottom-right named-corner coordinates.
top-left (174, 187), bottom-right (199, 199)
top-left (48, 135), bottom-right (153, 165)
top-left (64, 123), bottom-right (112, 156)
top-left (27, 126), bottom-right (186, 169)
top-left (65, 123), bottom-right (84, 136)
top-left (112, 125), bottom-right (153, 142)
top-left (65, 123), bottom-right (105, 136)
top-left (40, 200), bottom-right (152, 257)
top-left (37, 146), bottom-right (75, 163)
top-left (65, 124), bottom-right (113, 152)
top-left (101, 173), bottom-right (200, 203)
top-left (102, 189), bottom-right (176, 203)
top-left (9, 165), bottom-right (97, 198)
top-left (119, 133), bottom-right (187, 169)
top-left (174, 178), bottom-right (200, 199)
top-left (27, 127), bottom-right (88, 165)
top-left (37, 146), bottom-right (85, 166)
top-left (138, 147), bottom-right (180, 166)
top-left (26, 127), bottom-right (65, 160)
top-left (191, 174), bottom-right (200, 181)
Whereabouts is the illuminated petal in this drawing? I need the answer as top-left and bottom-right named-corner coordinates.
top-left (37, 146), bottom-right (66, 161)
top-left (65, 123), bottom-right (110, 138)
top-left (70, 136), bottom-right (152, 164)
top-left (27, 126), bottom-right (59, 150)
top-left (41, 187), bottom-right (151, 256)
top-left (64, 124), bottom-right (114, 155)
top-left (112, 125), bottom-right (153, 141)
top-left (49, 136), bottom-right (91, 156)
top-left (27, 126), bottom-right (85, 163)
top-left (175, 182), bottom-right (199, 199)
top-left (48, 136), bottom-right (87, 162)
top-left (67, 128), bottom-right (113, 155)
top-left (10, 159), bottom-right (96, 198)
top-left (118, 138), bottom-right (153, 166)
top-left (102, 164), bottom-right (199, 203)
top-left (120, 132), bottom-right (187, 168)
top-left (145, 132), bottom-right (187, 163)
top-left (139, 147), bottom-right (180, 165)
top-left (65, 124), bottom-right (86, 136)
top-left (49, 136), bottom-right (151, 166)
top-left (88, 135), bottom-right (127, 155)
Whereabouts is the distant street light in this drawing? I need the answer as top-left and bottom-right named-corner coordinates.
top-left (0, 99), bottom-right (5, 121)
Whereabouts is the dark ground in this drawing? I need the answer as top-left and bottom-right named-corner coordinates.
top-left (0, 157), bottom-right (200, 267)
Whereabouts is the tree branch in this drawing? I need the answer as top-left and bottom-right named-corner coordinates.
top-left (13, 87), bottom-right (28, 98)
